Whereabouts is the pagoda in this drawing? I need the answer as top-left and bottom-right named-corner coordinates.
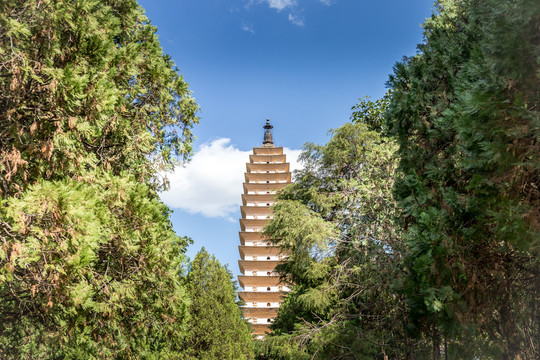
top-left (238, 119), bottom-right (291, 336)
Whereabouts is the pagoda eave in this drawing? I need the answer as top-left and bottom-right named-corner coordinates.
top-left (245, 172), bottom-right (292, 183)
top-left (240, 206), bottom-right (273, 218)
top-left (242, 307), bottom-right (279, 318)
top-left (238, 260), bottom-right (283, 273)
top-left (246, 163), bottom-right (290, 173)
top-left (253, 147), bottom-right (284, 155)
top-left (238, 246), bottom-right (283, 258)
top-left (238, 275), bottom-right (284, 288)
top-left (249, 154), bottom-right (286, 164)
top-left (250, 324), bottom-right (271, 335)
top-left (238, 291), bottom-right (286, 302)
top-left (243, 182), bottom-right (290, 193)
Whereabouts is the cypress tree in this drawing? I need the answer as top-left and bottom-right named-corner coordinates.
top-left (0, 0), bottom-right (199, 357)
top-left (182, 248), bottom-right (254, 360)
top-left (387, 0), bottom-right (539, 357)
top-left (0, 0), bottom-right (198, 196)
top-left (260, 116), bottom-right (423, 359)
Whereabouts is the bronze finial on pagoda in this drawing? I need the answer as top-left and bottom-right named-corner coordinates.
top-left (262, 118), bottom-right (274, 147)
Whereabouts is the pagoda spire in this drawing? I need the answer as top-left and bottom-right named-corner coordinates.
top-left (262, 118), bottom-right (274, 147)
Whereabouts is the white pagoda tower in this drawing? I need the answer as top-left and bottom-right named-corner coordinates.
top-left (237, 119), bottom-right (291, 336)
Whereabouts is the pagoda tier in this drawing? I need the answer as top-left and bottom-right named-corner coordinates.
top-left (245, 172), bottom-right (291, 183)
top-left (238, 121), bottom-right (292, 336)
top-left (249, 154), bottom-right (286, 163)
top-left (238, 275), bottom-right (284, 288)
top-left (246, 163), bottom-right (289, 173)
top-left (242, 182), bottom-right (289, 194)
top-left (241, 194), bottom-right (276, 205)
top-left (251, 324), bottom-right (275, 333)
top-left (240, 206), bottom-right (272, 219)
top-left (238, 260), bottom-right (283, 273)
top-left (238, 291), bottom-right (286, 303)
top-left (242, 308), bottom-right (279, 318)
top-left (239, 219), bottom-right (272, 232)
top-left (238, 232), bottom-right (272, 246)
top-left (238, 246), bottom-right (283, 258)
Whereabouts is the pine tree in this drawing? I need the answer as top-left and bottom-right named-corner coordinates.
top-left (182, 248), bottom-right (254, 360)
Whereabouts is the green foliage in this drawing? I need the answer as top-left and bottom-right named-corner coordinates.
top-left (265, 200), bottom-right (337, 288)
top-left (0, 0), bottom-right (199, 197)
top-left (260, 117), bottom-right (423, 358)
top-left (0, 0), bottom-right (199, 358)
top-left (0, 173), bottom-right (191, 358)
top-left (254, 335), bottom-right (310, 360)
top-left (182, 248), bottom-right (253, 360)
top-left (351, 94), bottom-right (390, 135)
top-left (255, 1), bottom-right (539, 359)
top-left (387, 0), bottom-right (539, 357)
top-left (181, 248), bottom-right (254, 360)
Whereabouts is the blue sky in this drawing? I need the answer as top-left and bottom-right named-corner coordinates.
top-left (139, 0), bottom-right (435, 277)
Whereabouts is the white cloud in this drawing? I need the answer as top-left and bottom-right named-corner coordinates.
top-left (264, 0), bottom-right (296, 11)
top-left (161, 138), bottom-right (302, 220)
top-left (288, 13), bottom-right (304, 26)
top-left (286, 148), bottom-right (302, 174)
top-left (246, 0), bottom-right (332, 27)
top-left (242, 22), bottom-right (255, 34)
top-left (257, 0), bottom-right (333, 11)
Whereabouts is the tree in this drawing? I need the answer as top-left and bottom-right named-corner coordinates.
top-left (0, 174), bottom-right (192, 359)
top-left (0, 0), bottom-right (199, 357)
top-left (351, 93), bottom-right (390, 135)
top-left (387, 0), bottom-right (539, 358)
top-left (260, 107), bottom-right (427, 359)
top-left (0, 0), bottom-right (198, 197)
top-left (182, 248), bottom-right (254, 360)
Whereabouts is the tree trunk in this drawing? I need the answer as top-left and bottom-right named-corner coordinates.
top-left (501, 276), bottom-right (521, 360)
top-left (432, 327), bottom-right (441, 360)
top-left (405, 336), bottom-right (415, 360)
top-left (444, 338), bottom-right (448, 360)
